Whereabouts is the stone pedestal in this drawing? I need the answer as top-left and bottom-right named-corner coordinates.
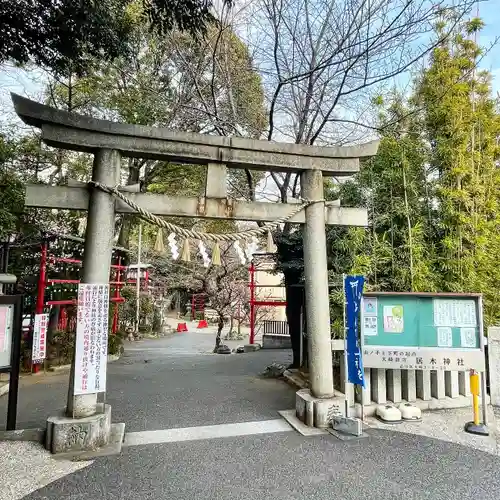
top-left (46, 404), bottom-right (123, 456)
top-left (295, 388), bottom-right (343, 428)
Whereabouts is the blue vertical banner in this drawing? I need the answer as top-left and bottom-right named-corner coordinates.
top-left (344, 275), bottom-right (365, 387)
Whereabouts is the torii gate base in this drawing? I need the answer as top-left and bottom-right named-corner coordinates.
top-left (13, 93), bottom-right (377, 454)
top-left (295, 389), bottom-right (344, 428)
top-left (45, 404), bottom-right (125, 457)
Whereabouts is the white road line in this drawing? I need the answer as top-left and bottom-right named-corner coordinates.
top-left (124, 419), bottom-right (294, 447)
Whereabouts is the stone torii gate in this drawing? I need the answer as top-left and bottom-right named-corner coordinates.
top-left (12, 93), bottom-right (378, 455)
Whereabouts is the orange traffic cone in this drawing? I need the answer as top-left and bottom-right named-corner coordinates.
top-left (177, 322), bottom-right (188, 332)
top-left (197, 319), bottom-right (208, 329)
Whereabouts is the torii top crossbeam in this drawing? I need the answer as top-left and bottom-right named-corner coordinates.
top-left (12, 93), bottom-right (378, 176)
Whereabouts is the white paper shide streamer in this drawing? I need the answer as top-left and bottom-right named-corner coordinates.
top-left (234, 240), bottom-right (246, 265)
top-left (198, 240), bottom-right (211, 267)
top-left (245, 236), bottom-right (259, 261)
top-left (168, 233), bottom-right (179, 260)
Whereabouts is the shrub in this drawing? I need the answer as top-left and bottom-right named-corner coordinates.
top-left (152, 308), bottom-right (162, 333)
top-left (108, 334), bottom-right (124, 356)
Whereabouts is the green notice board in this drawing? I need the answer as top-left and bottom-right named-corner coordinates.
top-left (361, 293), bottom-right (485, 372)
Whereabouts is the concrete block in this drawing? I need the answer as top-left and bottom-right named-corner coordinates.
top-left (458, 371), bottom-right (471, 397)
top-left (431, 370), bottom-right (446, 399)
top-left (262, 334), bottom-right (292, 349)
top-left (243, 343), bottom-right (261, 352)
top-left (402, 370), bottom-right (417, 402)
top-left (340, 353), bottom-right (355, 406)
top-left (331, 416), bottom-right (362, 436)
top-left (387, 369), bottom-right (402, 403)
top-left (46, 404), bottom-right (112, 454)
top-left (416, 370), bottom-right (431, 401)
top-left (331, 339), bottom-right (344, 352)
top-left (488, 327), bottom-right (500, 406)
top-left (339, 352), bottom-right (346, 384)
top-left (445, 371), bottom-right (460, 399)
top-left (296, 389), bottom-right (314, 427)
top-left (363, 368), bottom-right (371, 404)
top-left (371, 368), bottom-right (386, 404)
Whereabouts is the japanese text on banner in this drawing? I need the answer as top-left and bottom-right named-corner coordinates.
top-left (344, 275), bottom-right (365, 387)
top-left (32, 313), bottom-right (48, 364)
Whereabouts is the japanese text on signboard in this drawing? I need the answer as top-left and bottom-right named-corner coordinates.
top-left (362, 347), bottom-right (485, 372)
top-left (74, 283), bottom-right (109, 395)
top-left (32, 313), bottom-right (48, 364)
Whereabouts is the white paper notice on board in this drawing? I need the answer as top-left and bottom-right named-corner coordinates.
top-left (74, 283), bottom-right (110, 395)
top-left (363, 316), bottom-right (378, 336)
top-left (383, 305), bottom-right (404, 333)
top-left (433, 299), bottom-right (476, 327)
top-left (0, 305), bottom-right (13, 368)
top-left (363, 297), bottom-right (378, 316)
top-left (437, 326), bottom-right (452, 348)
top-left (32, 313), bottom-right (49, 363)
top-left (460, 328), bottom-right (477, 348)
top-left (0, 306), bottom-right (9, 353)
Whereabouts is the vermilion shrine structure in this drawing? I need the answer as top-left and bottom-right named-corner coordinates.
top-left (12, 93), bottom-right (378, 455)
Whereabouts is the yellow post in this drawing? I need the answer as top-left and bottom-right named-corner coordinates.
top-left (470, 370), bottom-right (480, 426)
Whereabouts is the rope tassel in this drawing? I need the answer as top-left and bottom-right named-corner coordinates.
top-left (266, 230), bottom-right (277, 253)
top-left (181, 238), bottom-right (191, 262)
top-left (154, 228), bottom-right (165, 254)
top-left (211, 242), bottom-right (221, 266)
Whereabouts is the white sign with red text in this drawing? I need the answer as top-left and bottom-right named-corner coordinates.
top-left (74, 283), bottom-right (109, 395)
top-left (32, 313), bottom-right (48, 364)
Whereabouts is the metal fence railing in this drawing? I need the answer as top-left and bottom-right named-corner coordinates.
top-left (263, 320), bottom-right (289, 335)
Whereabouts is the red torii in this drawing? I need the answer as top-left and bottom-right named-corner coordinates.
top-left (34, 232), bottom-right (128, 371)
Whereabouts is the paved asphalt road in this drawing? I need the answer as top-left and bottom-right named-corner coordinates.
top-left (2, 329), bottom-right (500, 499)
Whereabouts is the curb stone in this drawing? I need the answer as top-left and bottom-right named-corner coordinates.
top-left (283, 369), bottom-right (309, 389)
top-left (0, 383), bottom-right (9, 398)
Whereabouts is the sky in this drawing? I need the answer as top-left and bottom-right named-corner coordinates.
top-left (0, 0), bottom-right (499, 129)
top-left (476, 1), bottom-right (500, 93)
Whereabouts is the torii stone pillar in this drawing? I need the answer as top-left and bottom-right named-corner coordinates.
top-left (12, 93), bottom-right (378, 449)
top-left (66, 149), bottom-right (121, 418)
top-left (301, 169), bottom-right (334, 399)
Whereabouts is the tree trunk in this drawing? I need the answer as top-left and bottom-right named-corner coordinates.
top-left (284, 271), bottom-right (303, 368)
top-left (213, 315), bottom-right (224, 352)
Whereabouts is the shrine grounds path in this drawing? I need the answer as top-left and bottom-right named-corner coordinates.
top-left (2, 328), bottom-right (500, 500)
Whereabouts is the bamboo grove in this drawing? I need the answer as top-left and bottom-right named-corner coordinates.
top-left (322, 19), bottom-right (500, 328)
